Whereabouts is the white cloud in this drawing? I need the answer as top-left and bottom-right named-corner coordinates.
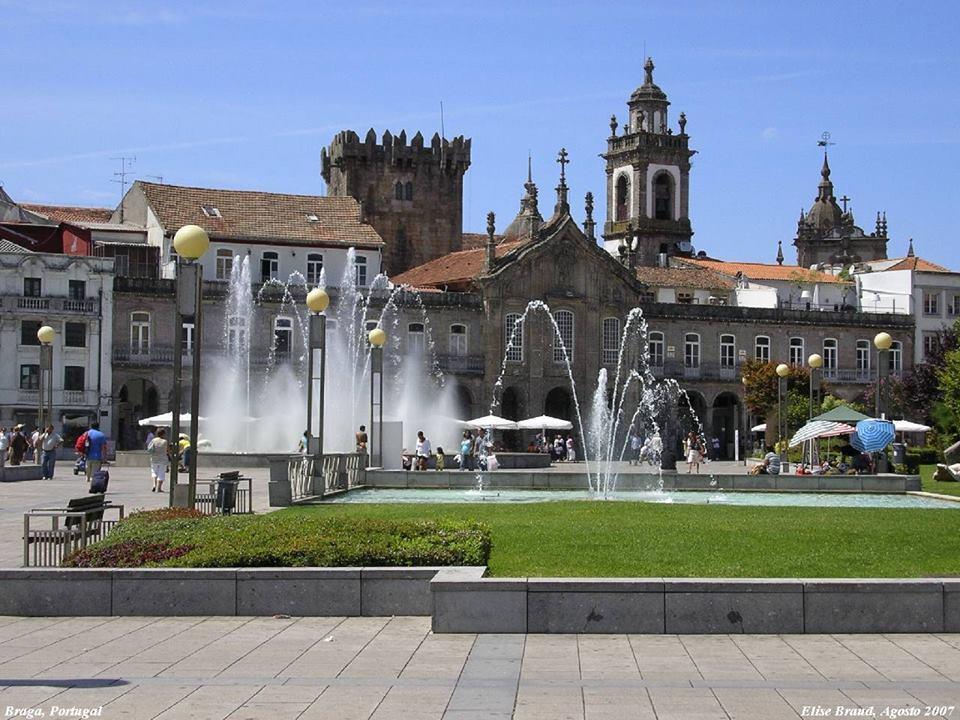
top-left (762, 127), bottom-right (779, 142)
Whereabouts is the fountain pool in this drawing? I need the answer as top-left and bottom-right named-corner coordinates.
top-left (321, 487), bottom-right (960, 509)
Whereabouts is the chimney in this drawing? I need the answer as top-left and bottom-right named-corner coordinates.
top-left (484, 211), bottom-right (496, 273)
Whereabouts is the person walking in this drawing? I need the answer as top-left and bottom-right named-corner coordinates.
top-left (30, 427), bottom-right (42, 464)
top-left (177, 433), bottom-right (191, 472)
top-left (146, 428), bottom-right (169, 493)
top-left (39, 425), bottom-right (62, 480)
top-left (0, 427), bottom-right (8, 468)
top-left (566, 435), bottom-right (576, 462)
top-left (460, 430), bottom-right (474, 471)
top-left (84, 422), bottom-right (107, 487)
top-left (415, 430), bottom-right (431, 471)
top-left (9, 425), bottom-right (28, 466)
top-left (628, 426), bottom-right (642, 465)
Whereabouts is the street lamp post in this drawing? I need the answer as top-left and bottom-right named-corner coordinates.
top-left (37, 325), bottom-right (55, 432)
top-left (807, 353), bottom-right (823, 468)
top-left (874, 331), bottom-right (893, 473)
top-left (776, 363), bottom-right (790, 471)
top-left (169, 225), bottom-right (209, 508)
top-left (368, 328), bottom-right (386, 467)
top-left (305, 288), bottom-right (329, 461)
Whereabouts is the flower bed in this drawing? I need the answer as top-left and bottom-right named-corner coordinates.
top-left (65, 508), bottom-right (490, 568)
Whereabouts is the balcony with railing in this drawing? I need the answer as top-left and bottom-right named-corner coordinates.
top-left (1, 295), bottom-right (98, 314)
top-left (112, 344), bottom-right (301, 368)
top-left (644, 360), bottom-right (891, 385)
top-left (435, 353), bottom-right (484, 376)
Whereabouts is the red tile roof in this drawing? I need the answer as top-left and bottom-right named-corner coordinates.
top-left (136, 181), bottom-right (384, 248)
top-left (681, 257), bottom-right (846, 284)
top-left (392, 241), bottom-right (526, 290)
top-left (634, 265), bottom-right (734, 291)
top-left (886, 256), bottom-right (952, 273)
top-left (21, 203), bottom-right (113, 225)
top-left (461, 232), bottom-right (506, 249)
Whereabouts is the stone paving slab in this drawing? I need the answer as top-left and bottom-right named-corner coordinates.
top-left (0, 617), bottom-right (958, 718)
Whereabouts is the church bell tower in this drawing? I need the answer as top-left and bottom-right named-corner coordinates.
top-left (601, 58), bottom-right (695, 266)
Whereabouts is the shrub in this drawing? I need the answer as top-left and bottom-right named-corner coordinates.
top-left (66, 540), bottom-right (194, 567)
top-left (62, 512), bottom-right (491, 569)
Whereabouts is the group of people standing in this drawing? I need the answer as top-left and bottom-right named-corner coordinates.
top-left (0, 424), bottom-right (63, 478)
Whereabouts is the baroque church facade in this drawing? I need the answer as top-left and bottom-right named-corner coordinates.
top-left (338, 58), bottom-right (914, 458)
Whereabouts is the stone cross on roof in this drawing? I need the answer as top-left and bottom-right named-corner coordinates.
top-left (556, 147), bottom-right (569, 182)
top-left (840, 195), bottom-right (851, 213)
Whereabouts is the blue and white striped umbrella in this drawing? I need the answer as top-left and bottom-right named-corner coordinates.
top-left (850, 419), bottom-right (895, 452)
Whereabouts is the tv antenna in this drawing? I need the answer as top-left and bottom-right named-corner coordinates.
top-left (145, 174), bottom-right (164, 184)
top-left (816, 131), bottom-right (835, 148)
top-left (111, 156), bottom-right (136, 222)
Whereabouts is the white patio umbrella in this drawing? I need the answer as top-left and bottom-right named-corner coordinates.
top-left (138, 412), bottom-right (205, 427)
top-left (516, 415), bottom-right (573, 431)
top-left (750, 423), bottom-right (766, 432)
top-left (465, 415), bottom-right (519, 430)
top-left (788, 420), bottom-right (855, 448)
top-left (893, 420), bottom-right (932, 433)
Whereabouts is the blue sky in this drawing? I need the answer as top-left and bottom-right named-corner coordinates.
top-left (2, 0), bottom-right (958, 267)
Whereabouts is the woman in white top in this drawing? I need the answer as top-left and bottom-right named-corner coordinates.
top-left (147, 428), bottom-right (169, 492)
top-left (415, 431), bottom-right (431, 471)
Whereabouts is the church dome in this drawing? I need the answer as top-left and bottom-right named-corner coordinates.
top-left (804, 154), bottom-right (843, 233)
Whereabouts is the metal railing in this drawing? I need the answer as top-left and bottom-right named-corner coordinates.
top-left (320, 453), bottom-right (365, 494)
top-left (194, 477), bottom-right (253, 514)
top-left (289, 456), bottom-right (315, 501)
top-left (113, 344), bottom-right (296, 367)
top-left (435, 353), bottom-right (484, 375)
top-left (643, 360), bottom-right (896, 385)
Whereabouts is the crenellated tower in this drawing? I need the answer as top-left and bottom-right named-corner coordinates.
top-left (601, 57), bottom-right (695, 266)
top-left (321, 129), bottom-right (471, 275)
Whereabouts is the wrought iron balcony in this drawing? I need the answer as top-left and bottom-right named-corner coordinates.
top-left (435, 353), bottom-right (484, 376)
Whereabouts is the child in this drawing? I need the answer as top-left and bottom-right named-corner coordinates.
top-left (435, 447), bottom-right (445, 471)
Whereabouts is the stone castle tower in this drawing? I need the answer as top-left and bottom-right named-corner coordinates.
top-left (601, 58), bottom-right (695, 266)
top-left (321, 129), bottom-right (471, 275)
top-left (793, 154), bottom-right (888, 268)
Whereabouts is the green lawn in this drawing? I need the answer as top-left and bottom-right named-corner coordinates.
top-left (282, 501), bottom-right (960, 578)
top-left (920, 464), bottom-right (960, 497)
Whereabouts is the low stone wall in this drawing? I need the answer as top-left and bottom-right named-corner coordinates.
top-left (0, 567), bottom-right (439, 617)
top-left (431, 569), bottom-right (959, 634)
top-left (0, 465), bottom-right (43, 482)
top-left (364, 470), bottom-right (920, 493)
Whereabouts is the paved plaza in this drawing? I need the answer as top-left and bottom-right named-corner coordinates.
top-left (0, 616), bottom-right (959, 719)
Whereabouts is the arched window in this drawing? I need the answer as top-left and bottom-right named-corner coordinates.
top-left (684, 333), bottom-right (700, 368)
top-left (394, 181), bottom-right (403, 200)
top-left (404, 181), bottom-right (414, 201)
top-left (553, 310), bottom-right (574, 363)
top-left (450, 324), bottom-right (467, 356)
top-left (720, 334), bottom-right (735, 368)
top-left (823, 338), bottom-right (838, 373)
top-left (889, 341), bottom-right (902, 374)
top-left (754, 335), bottom-right (770, 363)
top-left (602, 317), bottom-right (620, 365)
top-left (654, 173), bottom-right (673, 220)
top-left (130, 312), bottom-right (150, 354)
top-left (306, 253), bottom-right (323, 286)
top-left (407, 322), bottom-right (425, 355)
top-left (274, 316), bottom-right (293, 357)
top-left (505, 313), bottom-right (523, 363)
top-left (215, 249), bottom-right (233, 281)
top-left (354, 256), bottom-right (367, 287)
top-left (260, 251), bottom-right (278, 283)
top-left (648, 331), bottom-right (664, 367)
top-left (789, 337), bottom-right (804, 366)
top-left (856, 339), bottom-right (870, 379)
top-left (615, 174), bottom-right (630, 221)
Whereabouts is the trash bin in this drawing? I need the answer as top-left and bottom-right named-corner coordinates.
top-left (216, 478), bottom-right (239, 515)
top-left (892, 442), bottom-right (905, 466)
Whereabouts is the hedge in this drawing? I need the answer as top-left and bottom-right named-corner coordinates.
top-left (64, 508), bottom-right (491, 568)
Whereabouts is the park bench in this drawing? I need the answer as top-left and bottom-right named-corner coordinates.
top-left (194, 471), bottom-right (253, 514)
top-left (23, 495), bottom-right (125, 567)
